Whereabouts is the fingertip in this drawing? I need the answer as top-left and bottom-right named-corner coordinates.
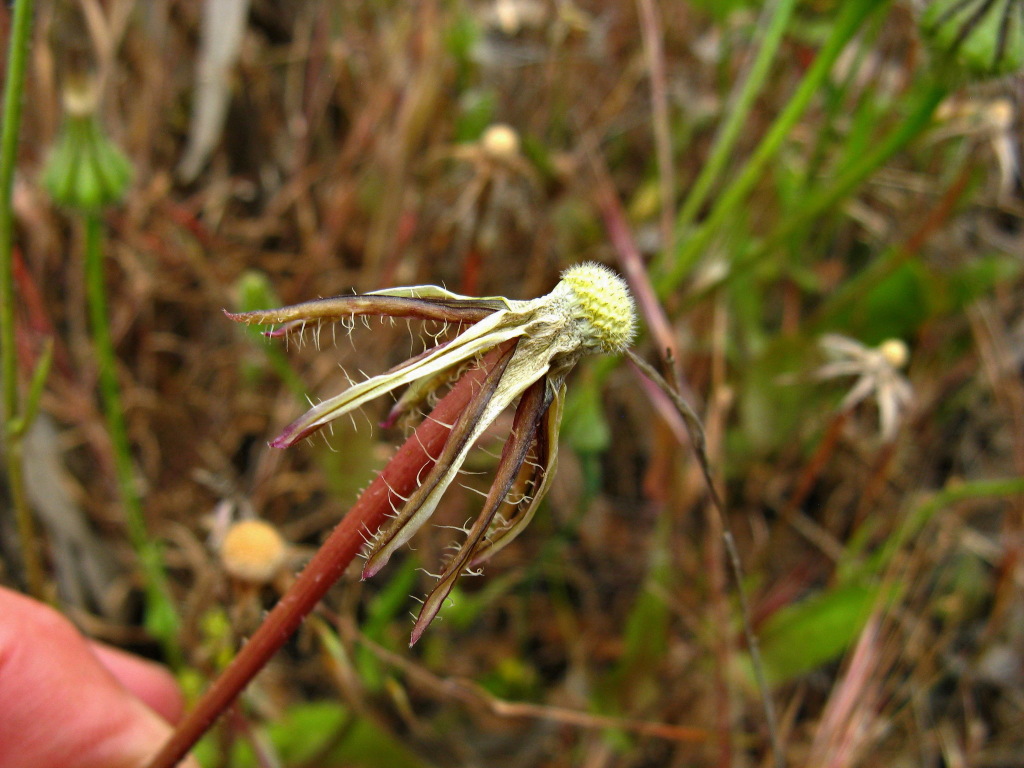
top-left (0, 587), bottom-right (194, 768)
top-left (90, 642), bottom-right (185, 724)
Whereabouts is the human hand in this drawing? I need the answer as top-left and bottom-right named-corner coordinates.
top-left (0, 587), bottom-right (197, 768)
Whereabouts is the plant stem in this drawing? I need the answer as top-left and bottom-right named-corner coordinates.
top-left (0, 0), bottom-right (33, 425)
top-left (626, 349), bottom-right (782, 768)
top-left (0, 0), bottom-right (46, 599)
top-left (83, 211), bottom-right (181, 662)
top-left (144, 346), bottom-right (507, 768)
top-left (870, 476), bottom-right (1024, 580)
top-left (668, 0), bottom-right (799, 243)
top-left (804, 106), bottom-right (972, 331)
top-left (658, 0), bottom-right (890, 296)
top-left (676, 77), bottom-right (955, 316)
top-left (6, 434), bottom-right (43, 592)
top-left (757, 78), bottom-right (947, 256)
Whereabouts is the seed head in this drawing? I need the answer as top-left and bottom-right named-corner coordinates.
top-left (227, 262), bottom-right (638, 642)
top-left (42, 79), bottom-right (133, 211)
top-left (878, 338), bottom-right (909, 370)
top-left (816, 334), bottom-right (914, 443)
top-left (556, 262), bottom-right (637, 355)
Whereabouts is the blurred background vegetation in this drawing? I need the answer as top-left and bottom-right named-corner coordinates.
top-left (1, 0), bottom-right (1023, 766)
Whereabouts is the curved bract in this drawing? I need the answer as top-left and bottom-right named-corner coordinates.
top-left (228, 263), bottom-right (637, 643)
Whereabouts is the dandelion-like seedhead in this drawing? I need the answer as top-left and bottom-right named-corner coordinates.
top-left (228, 263), bottom-right (636, 643)
top-left (816, 334), bottom-right (914, 443)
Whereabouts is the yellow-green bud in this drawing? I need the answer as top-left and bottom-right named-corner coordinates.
top-left (557, 262), bottom-right (637, 355)
top-left (919, 0), bottom-right (1024, 82)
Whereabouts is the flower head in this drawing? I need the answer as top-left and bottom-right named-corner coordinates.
top-left (228, 263), bottom-right (636, 642)
top-left (815, 334), bottom-right (914, 443)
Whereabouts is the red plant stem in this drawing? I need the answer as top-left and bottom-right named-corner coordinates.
top-left (783, 410), bottom-right (848, 522)
top-left (589, 154), bottom-right (680, 374)
top-left (144, 347), bottom-right (507, 768)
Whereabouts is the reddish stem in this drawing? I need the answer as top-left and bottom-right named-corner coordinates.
top-left (144, 348), bottom-right (506, 768)
top-left (782, 410), bottom-right (848, 522)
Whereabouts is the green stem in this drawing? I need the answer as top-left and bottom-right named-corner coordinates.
top-left (679, 82), bottom-right (950, 313)
top-left (678, 78), bottom-right (949, 313)
top-left (84, 212), bottom-right (181, 665)
top-left (759, 78), bottom-right (947, 256)
top-left (658, 0), bottom-right (890, 296)
top-left (0, 0), bottom-right (46, 599)
top-left (7, 438), bottom-right (44, 595)
top-left (0, 0), bottom-right (33, 424)
top-left (869, 476), bottom-right (1024, 580)
top-left (669, 0), bottom-right (799, 243)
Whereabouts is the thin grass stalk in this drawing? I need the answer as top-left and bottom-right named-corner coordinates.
top-left (329, 616), bottom-right (717, 743)
top-left (757, 78), bottom-right (948, 256)
top-left (808, 132), bottom-right (973, 331)
top-left (0, 0), bottom-right (33, 426)
top-left (684, 139), bottom-right (974, 320)
top-left (868, 476), bottom-right (1024, 581)
top-left (626, 349), bottom-right (784, 766)
top-left (0, 0), bottom-right (47, 599)
top-left (4, 421), bottom-right (40, 592)
top-left (669, 0), bottom-right (799, 242)
top-left (658, 0), bottom-right (890, 296)
top-left (144, 347), bottom-right (509, 768)
top-left (83, 212), bottom-right (181, 661)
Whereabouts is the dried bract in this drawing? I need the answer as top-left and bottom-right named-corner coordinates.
top-left (816, 334), bottom-right (914, 443)
top-left (228, 263), bottom-right (636, 642)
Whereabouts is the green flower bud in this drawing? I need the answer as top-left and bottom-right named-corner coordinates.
top-left (919, 0), bottom-right (1024, 82)
top-left (236, 270), bottom-right (282, 314)
top-left (42, 82), bottom-right (133, 211)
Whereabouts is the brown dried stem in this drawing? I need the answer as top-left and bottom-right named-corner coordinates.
top-left (341, 618), bottom-right (721, 744)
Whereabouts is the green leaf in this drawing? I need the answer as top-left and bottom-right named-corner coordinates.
top-left (852, 261), bottom-right (933, 344)
top-left (454, 89), bottom-right (497, 143)
top-left (196, 703), bottom-right (434, 768)
top-left (755, 583), bottom-right (878, 685)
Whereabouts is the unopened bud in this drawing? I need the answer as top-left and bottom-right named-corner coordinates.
top-left (42, 82), bottom-right (133, 210)
top-left (220, 520), bottom-right (288, 585)
top-left (480, 124), bottom-right (521, 161)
